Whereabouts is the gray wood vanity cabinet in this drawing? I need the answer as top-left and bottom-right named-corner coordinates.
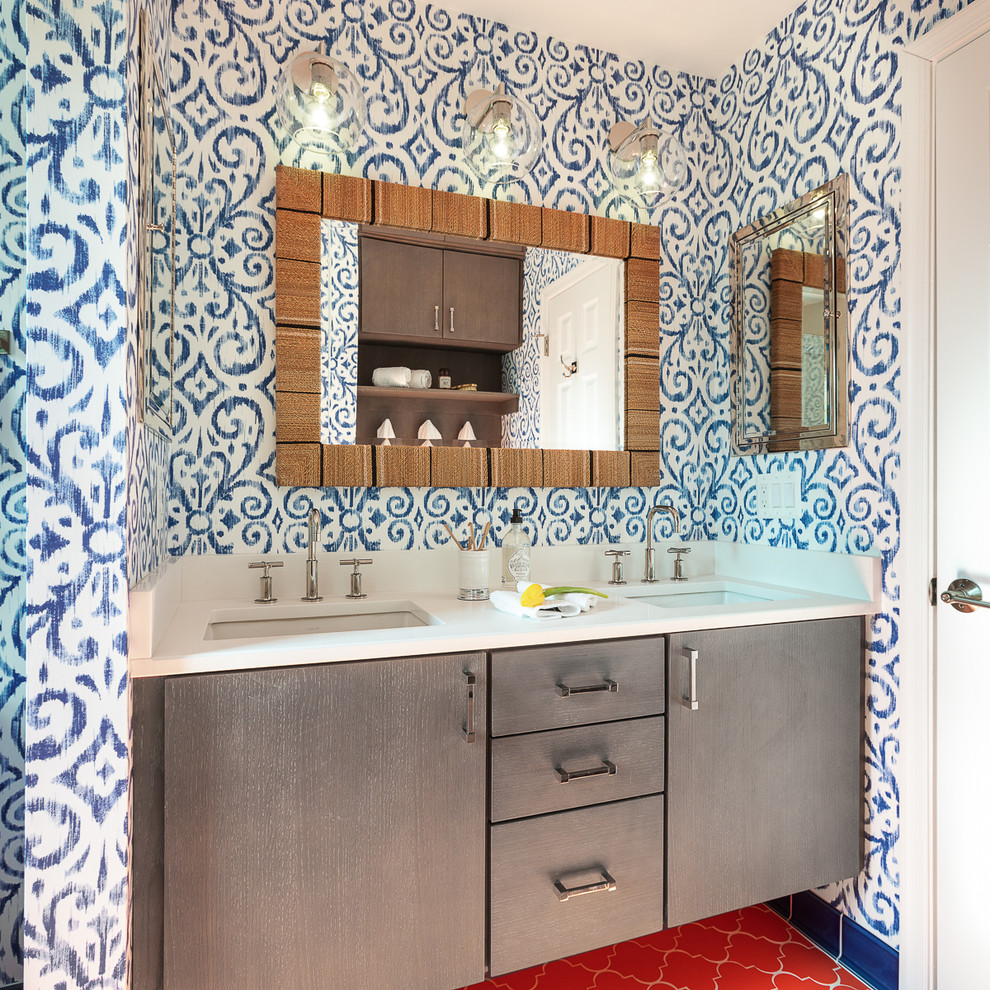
top-left (160, 653), bottom-right (487, 990)
top-left (665, 617), bottom-right (864, 928)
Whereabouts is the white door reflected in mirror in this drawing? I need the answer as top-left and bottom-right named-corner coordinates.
top-left (540, 258), bottom-right (623, 451)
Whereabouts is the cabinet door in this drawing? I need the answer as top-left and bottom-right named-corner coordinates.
top-left (665, 618), bottom-right (863, 928)
top-left (360, 236), bottom-right (443, 340)
top-left (443, 248), bottom-right (522, 350)
top-left (164, 654), bottom-right (487, 990)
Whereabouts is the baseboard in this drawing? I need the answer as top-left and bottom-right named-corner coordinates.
top-left (768, 892), bottom-right (899, 990)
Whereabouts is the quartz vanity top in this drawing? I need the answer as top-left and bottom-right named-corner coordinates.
top-left (129, 543), bottom-right (881, 678)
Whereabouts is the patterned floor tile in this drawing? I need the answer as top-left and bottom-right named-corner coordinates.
top-left (460, 905), bottom-right (874, 990)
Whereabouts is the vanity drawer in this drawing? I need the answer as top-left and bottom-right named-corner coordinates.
top-left (491, 638), bottom-right (664, 736)
top-left (489, 795), bottom-right (663, 977)
top-left (490, 717), bottom-right (664, 822)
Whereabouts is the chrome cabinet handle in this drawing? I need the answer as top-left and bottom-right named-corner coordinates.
top-left (462, 671), bottom-right (476, 742)
top-left (555, 678), bottom-right (618, 698)
top-left (681, 648), bottom-right (699, 711)
top-left (434, 305), bottom-right (440, 332)
top-left (941, 578), bottom-right (990, 613)
top-left (449, 306), bottom-right (455, 334)
top-left (554, 759), bottom-right (616, 783)
top-left (554, 870), bottom-right (616, 902)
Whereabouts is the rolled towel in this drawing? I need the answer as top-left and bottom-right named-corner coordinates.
top-left (372, 366), bottom-right (411, 388)
top-left (490, 589), bottom-right (583, 620)
top-left (409, 369), bottom-right (432, 389)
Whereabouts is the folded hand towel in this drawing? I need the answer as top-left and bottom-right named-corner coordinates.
top-left (490, 590), bottom-right (583, 620)
top-left (409, 369), bottom-right (432, 389)
top-left (373, 366), bottom-right (411, 388)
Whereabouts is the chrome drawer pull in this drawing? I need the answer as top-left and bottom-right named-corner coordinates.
top-left (681, 648), bottom-right (699, 711)
top-left (554, 759), bottom-right (616, 783)
top-left (553, 870), bottom-right (616, 902)
top-left (463, 671), bottom-right (477, 742)
top-left (555, 678), bottom-right (618, 698)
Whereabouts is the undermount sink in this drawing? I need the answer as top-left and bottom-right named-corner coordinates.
top-left (204, 600), bottom-right (439, 641)
top-left (621, 581), bottom-right (802, 610)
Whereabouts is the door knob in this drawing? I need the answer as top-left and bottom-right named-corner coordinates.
top-left (940, 578), bottom-right (990, 613)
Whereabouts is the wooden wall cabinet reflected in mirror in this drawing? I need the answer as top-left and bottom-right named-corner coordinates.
top-left (731, 173), bottom-right (850, 455)
top-left (274, 164), bottom-right (665, 488)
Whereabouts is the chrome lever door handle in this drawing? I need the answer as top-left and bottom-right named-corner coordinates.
top-left (941, 578), bottom-right (990, 613)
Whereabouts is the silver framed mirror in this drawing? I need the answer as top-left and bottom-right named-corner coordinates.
top-left (138, 10), bottom-right (176, 438)
top-left (730, 173), bottom-right (849, 454)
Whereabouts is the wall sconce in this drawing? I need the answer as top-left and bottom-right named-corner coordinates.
top-left (461, 83), bottom-right (542, 185)
top-left (607, 119), bottom-right (687, 206)
top-left (275, 44), bottom-right (366, 155)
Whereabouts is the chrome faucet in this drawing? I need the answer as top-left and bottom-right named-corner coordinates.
top-left (643, 503), bottom-right (680, 583)
top-left (301, 508), bottom-right (323, 602)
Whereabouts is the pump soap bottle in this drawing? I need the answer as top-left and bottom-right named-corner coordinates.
top-left (501, 507), bottom-right (532, 585)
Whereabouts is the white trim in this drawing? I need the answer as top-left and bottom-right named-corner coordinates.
top-left (900, 4), bottom-right (990, 988)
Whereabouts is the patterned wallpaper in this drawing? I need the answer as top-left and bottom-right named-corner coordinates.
top-left (0, 0), bottom-right (26, 980)
top-left (0, 0), bottom-right (954, 985)
top-left (320, 220), bottom-right (359, 445)
top-left (165, 0), bottom-right (715, 561)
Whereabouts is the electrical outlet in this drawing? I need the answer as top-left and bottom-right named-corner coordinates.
top-left (754, 471), bottom-right (804, 520)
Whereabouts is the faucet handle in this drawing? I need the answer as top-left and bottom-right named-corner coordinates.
top-left (249, 560), bottom-right (283, 603)
top-left (667, 546), bottom-right (692, 583)
top-left (340, 558), bottom-right (373, 599)
top-left (604, 549), bottom-right (629, 586)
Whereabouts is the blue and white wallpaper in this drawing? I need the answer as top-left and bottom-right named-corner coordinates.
top-left (320, 220), bottom-right (359, 445)
top-left (0, 0), bottom-right (26, 980)
top-left (9, 0), bottom-right (982, 984)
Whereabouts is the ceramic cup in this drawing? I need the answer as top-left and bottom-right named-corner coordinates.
top-left (457, 550), bottom-right (490, 601)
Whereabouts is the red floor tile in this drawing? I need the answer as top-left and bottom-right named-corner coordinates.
top-left (460, 905), bottom-right (876, 990)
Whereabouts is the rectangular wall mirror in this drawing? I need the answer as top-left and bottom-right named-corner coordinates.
top-left (321, 220), bottom-right (625, 452)
top-left (139, 10), bottom-right (176, 439)
top-left (274, 166), bottom-right (664, 489)
top-left (731, 173), bottom-right (849, 454)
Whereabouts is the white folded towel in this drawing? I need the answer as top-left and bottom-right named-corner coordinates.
top-left (373, 366), bottom-right (411, 388)
top-left (490, 590), bottom-right (583, 620)
top-left (409, 369), bottom-right (432, 389)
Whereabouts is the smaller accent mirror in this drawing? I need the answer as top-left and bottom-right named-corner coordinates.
top-left (731, 174), bottom-right (849, 454)
top-left (139, 10), bottom-right (176, 438)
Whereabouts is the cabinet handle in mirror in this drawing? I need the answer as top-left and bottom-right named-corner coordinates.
top-left (434, 305), bottom-right (440, 332)
top-left (553, 870), bottom-right (616, 902)
top-left (554, 759), bottom-right (616, 783)
top-left (449, 306), bottom-right (455, 334)
top-left (681, 648), bottom-right (699, 711)
top-left (462, 671), bottom-right (477, 742)
top-left (555, 678), bottom-right (617, 698)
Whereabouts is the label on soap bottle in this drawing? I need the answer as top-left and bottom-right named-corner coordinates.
top-left (506, 547), bottom-right (531, 583)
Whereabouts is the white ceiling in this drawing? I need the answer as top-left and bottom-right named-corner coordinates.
top-left (443, 0), bottom-right (802, 79)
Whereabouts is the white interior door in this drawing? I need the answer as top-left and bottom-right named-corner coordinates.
top-left (540, 259), bottom-right (621, 450)
top-left (934, 26), bottom-right (990, 988)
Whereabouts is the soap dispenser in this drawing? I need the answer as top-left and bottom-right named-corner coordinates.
top-left (501, 507), bottom-right (532, 585)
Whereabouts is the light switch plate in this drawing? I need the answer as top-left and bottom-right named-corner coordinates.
top-left (755, 471), bottom-right (804, 520)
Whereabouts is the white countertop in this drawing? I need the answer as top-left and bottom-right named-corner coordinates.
top-left (129, 543), bottom-right (881, 678)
